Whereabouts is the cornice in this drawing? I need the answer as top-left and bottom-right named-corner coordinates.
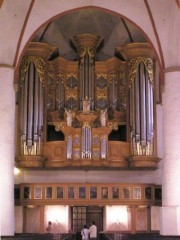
top-left (0, 64), bottom-right (15, 70)
top-left (164, 67), bottom-right (180, 73)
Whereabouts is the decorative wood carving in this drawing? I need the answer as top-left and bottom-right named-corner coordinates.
top-left (16, 36), bottom-right (160, 170)
top-left (17, 183), bottom-right (161, 206)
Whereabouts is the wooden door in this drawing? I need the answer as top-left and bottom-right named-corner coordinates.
top-left (86, 206), bottom-right (103, 234)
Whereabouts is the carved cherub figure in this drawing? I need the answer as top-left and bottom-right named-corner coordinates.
top-left (100, 108), bottom-right (108, 127)
top-left (65, 108), bottom-right (73, 126)
top-left (82, 96), bottom-right (91, 114)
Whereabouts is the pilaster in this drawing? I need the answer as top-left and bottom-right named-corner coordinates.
top-left (160, 70), bottom-right (180, 235)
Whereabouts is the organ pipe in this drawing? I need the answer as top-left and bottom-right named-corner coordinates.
top-left (34, 70), bottom-right (39, 139)
top-left (149, 80), bottom-right (154, 138)
top-left (27, 62), bottom-right (34, 147)
top-left (101, 136), bottom-right (107, 159)
top-left (128, 57), bottom-right (154, 156)
top-left (19, 56), bottom-right (45, 155)
top-left (73, 35), bottom-right (103, 111)
top-left (82, 123), bottom-right (91, 159)
top-left (135, 70), bottom-right (140, 141)
top-left (23, 72), bottom-right (28, 136)
top-left (67, 136), bottom-right (72, 159)
top-left (79, 48), bottom-right (94, 106)
top-left (139, 63), bottom-right (146, 146)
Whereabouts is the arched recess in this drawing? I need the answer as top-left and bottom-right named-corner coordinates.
top-left (15, 6), bottom-right (161, 169)
top-left (14, 5), bottom-right (163, 79)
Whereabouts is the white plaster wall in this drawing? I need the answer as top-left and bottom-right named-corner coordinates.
top-left (15, 206), bottom-right (23, 233)
top-left (162, 71), bottom-right (180, 206)
top-left (0, 0), bottom-right (32, 65)
top-left (105, 206), bottom-right (130, 231)
top-left (0, 67), bottom-right (15, 236)
top-left (15, 168), bottom-right (161, 185)
top-left (160, 71), bottom-right (180, 236)
top-left (26, 207), bottom-right (40, 233)
top-left (44, 205), bottom-right (69, 233)
top-left (160, 207), bottom-right (178, 236)
top-left (151, 206), bottom-right (160, 231)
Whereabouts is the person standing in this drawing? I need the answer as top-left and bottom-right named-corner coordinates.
top-left (46, 221), bottom-right (52, 233)
top-left (81, 224), bottom-right (89, 240)
top-left (88, 221), bottom-right (97, 240)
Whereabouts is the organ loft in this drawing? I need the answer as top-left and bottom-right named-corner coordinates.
top-left (16, 34), bottom-right (160, 169)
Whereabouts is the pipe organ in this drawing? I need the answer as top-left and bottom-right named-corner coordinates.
top-left (82, 123), bottom-right (92, 159)
top-left (16, 36), bottom-right (160, 169)
top-left (19, 57), bottom-right (45, 156)
top-left (128, 59), bottom-right (154, 156)
top-left (73, 35), bottom-right (103, 110)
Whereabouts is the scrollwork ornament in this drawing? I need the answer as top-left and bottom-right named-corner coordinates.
top-left (128, 57), bottom-right (153, 87)
top-left (79, 46), bottom-right (87, 66)
top-left (87, 46), bottom-right (95, 64)
top-left (107, 121), bottom-right (118, 130)
top-left (66, 73), bottom-right (78, 79)
top-left (50, 122), bottom-right (66, 131)
top-left (109, 73), bottom-right (117, 84)
top-left (79, 46), bottom-right (94, 67)
top-left (119, 72), bottom-right (125, 81)
top-left (48, 72), bottom-right (55, 81)
top-left (20, 56), bottom-right (46, 86)
top-left (56, 71), bottom-right (65, 84)
top-left (96, 73), bottom-right (107, 79)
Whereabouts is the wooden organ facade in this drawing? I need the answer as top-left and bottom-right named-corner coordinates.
top-left (14, 34), bottom-right (162, 234)
top-left (16, 34), bottom-right (160, 169)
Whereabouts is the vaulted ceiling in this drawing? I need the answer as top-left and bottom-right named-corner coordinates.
top-left (32, 9), bottom-right (146, 61)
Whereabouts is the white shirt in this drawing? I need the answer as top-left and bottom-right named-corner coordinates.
top-left (88, 224), bottom-right (97, 238)
top-left (81, 228), bottom-right (89, 240)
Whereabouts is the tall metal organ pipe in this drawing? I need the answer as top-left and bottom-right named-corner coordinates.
top-left (129, 58), bottom-right (154, 156)
top-left (73, 35), bottom-right (103, 111)
top-left (20, 58), bottom-right (45, 155)
top-left (27, 62), bottom-right (34, 147)
top-left (34, 70), bottom-right (39, 140)
top-left (139, 63), bottom-right (146, 147)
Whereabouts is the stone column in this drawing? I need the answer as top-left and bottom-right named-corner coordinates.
top-left (0, 66), bottom-right (15, 236)
top-left (160, 70), bottom-right (180, 236)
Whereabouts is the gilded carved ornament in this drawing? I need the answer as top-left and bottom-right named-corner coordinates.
top-left (20, 56), bottom-right (46, 86)
top-left (47, 73), bottom-right (55, 97)
top-left (119, 72), bottom-right (125, 81)
top-left (66, 73), bottom-right (78, 79)
top-left (107, 121), bottom-right (118, 130)
top-left (96, 93), bottom-right (107, 98)
top-left (96, 73), bottom-right (107, 79)
top-left (128, 57), bottom-right (154, 87)
top-left (82, 122), bottom-right (91, 128)
top-left (56, 72), bottom-right (65, 84)
top-left (66, 93), bottom-right (77, 100)
top-left (108, 73), bottom-right (118, 84)
top-left (100, 134), bottom-right (108, 140)
top-left (50, 121), bottom-right (66, 131)
top-left (48, 87), bottom-right (55, 98)
top-left (48, 72), bottom-right (55, 81)
top-left (79, 46), bottom-right (94, 66)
